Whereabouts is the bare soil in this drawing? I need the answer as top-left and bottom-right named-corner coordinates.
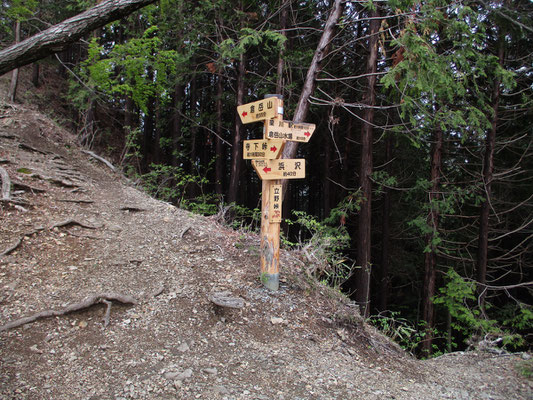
top-left (0, 103), bottom-right (531, 400)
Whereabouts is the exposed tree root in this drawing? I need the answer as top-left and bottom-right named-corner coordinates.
top-left (102, 299), bottom-right (112, 327)
top-left (31, 172), bottom-right (78, 188)
top-left (1, 219), bottom-right (100, 257)
top-left (50, 218), bottom-right (100, 230)
top-left (0, 166), bottom-right (11, 200)
top-left (0, 293), bottom-right (138, 332)
top-left (120, 206), bottom-right (147, 212)
top-left (58, 198), bottom-right (94, 204)
top-left (179, 226), bottom-right (191, 239)
top-left (0, 238), bottom-right (22, 257)
top-left (13, 180), bottom-right (46, 193)
top-left (19, 143), bottom-right (48, 155)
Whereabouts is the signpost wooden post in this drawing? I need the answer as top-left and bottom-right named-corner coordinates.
top-left (238, 94), bottom-right (313, 291)
top-left (259, 96), bottom-right (283, 291)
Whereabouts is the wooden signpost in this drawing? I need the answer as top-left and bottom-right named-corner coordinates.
top-left (238, 94), bottom-right (313, 291)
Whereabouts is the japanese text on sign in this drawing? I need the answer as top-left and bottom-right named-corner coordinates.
top-left (243, 139), bottom-right (283, 160)
top-left (237, 98), bottom-right (281, 124)
top-left (269, 184), bottom-right (282, 223)
top-left (265, 119), bottom-right (316, 143)
top-left (251, 159), bottom-right (306, 180)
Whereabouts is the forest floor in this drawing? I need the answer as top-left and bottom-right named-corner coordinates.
top-left (0, 102), bottom-right (531, 400)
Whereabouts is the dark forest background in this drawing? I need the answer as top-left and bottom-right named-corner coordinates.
top-left (1, 0), bottom-right (531, 356)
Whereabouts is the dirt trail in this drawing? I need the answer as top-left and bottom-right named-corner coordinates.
top-left (0, 104), bottom-right (531, 399)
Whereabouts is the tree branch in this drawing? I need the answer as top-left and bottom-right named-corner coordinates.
top-left (0, 0), bottom-right (157, 76)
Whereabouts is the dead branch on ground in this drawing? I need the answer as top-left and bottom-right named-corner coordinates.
top-left (82, 149), bottom-right (116, 172)
top-left (0, 292), bottom-right (138, 331)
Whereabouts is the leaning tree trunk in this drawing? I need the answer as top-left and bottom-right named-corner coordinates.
top-left (275, 0), bottom-right (289, 96)
top-left (477, 36), bottom-right (504, 310)
top-left (7, 21), bottom-right (21, 102)
top-left (355, 6), bottom-right (381, 318)
top-left (0, 0), bottom-right (157, 76)
top-left (421, 125), bottom-right (443, 357)
top-left (280, 0), bottom-right (345, 194)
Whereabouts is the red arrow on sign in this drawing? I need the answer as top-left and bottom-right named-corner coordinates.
top-left (270, 146), bottom-right (277, 152)
top-left (304, 131), bottom-right (311, 137)
top-left (242, 111), bottom-right (248, 118)
top-left (263, 167), bottom-right (271, 173)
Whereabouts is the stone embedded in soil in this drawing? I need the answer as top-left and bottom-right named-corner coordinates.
top-left (212, 385), bottom-right (230, 395)
top-left (175, 368), bottom-right (193, 381)
top-left (203, 367), bottom-right (218, 375)
top-left (164, 371), bottom-right (180, 380)
top-left (177, 342), bottom-right (190, 352)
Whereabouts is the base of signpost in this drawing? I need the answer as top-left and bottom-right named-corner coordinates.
top-left (260, 179), bottom-right (281, 291)
top-left (261, 272), bottom-right (279, 291)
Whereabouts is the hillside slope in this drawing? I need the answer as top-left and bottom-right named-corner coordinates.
top-left (0, 103), bottom-right (531, 399)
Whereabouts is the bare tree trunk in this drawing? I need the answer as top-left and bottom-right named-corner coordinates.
top-left (421, 126), bottom-right (443, 356)
top-left (323, 134), bottom-right (332, 217)
top-left (227, 52), bottom-right (246, 204)
top-left (477, 38), bottom-right (504, 309)
top-left (142, 69), bottom-right (155, 173)
top-left (341, 116), bottom-right (353, 196)
top-left (355, 6), bottom-right (381, 318)
top-left (31, 62), bottom-right (40, 87)
top-left (154, 97), bottom-right (161, 165)
top-left (379, 136), bottom-right (392, 312)
top-left (7, 21), bottom-right (21, 102)
top-left (187, 74), bottom-right (200, 198)
top-left (215, 74), bottom-right (225, 196)
top-left (0, 0), bottom-right (157, 76)
top-left (172, 84), bottom-right (184, 167)
top-left (280, 0), bottom-right (345, 193)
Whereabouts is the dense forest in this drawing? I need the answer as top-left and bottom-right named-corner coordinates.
top-left (1, 0), bottom-right (531, 356)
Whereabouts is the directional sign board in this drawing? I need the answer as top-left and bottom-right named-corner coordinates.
top-left (243, 139), bottom-right (283, 160)
top-left (237, 97), bottom-right (281, 124)
top-left (269, 184), bottom-right (282, 223)
top-left (252, 159), bottom-right (305, 180)
top-left (265, 119), bottom-right (316, 143)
